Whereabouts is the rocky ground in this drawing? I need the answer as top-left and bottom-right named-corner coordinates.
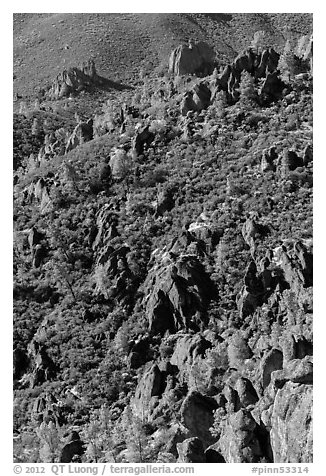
top-left (13, 13), bottom-right (313, 464)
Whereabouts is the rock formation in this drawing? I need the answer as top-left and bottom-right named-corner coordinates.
top-left (47, 60), bottom-right (98, 100)
top-left (169, 41), bottom-right (215, 76)
top-left (144, 251), bottom-right (217, 334)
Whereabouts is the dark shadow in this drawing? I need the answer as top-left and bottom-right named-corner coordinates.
top-left (183, 13), bottom-right (206, 32)
top-left (204, 13), bottom-right (233, 24)
top-left (95, 75), bottom-right (133, 91)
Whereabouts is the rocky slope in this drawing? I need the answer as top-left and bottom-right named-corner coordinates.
top-left (13, 13), bottom-right (313, 464)
top-left (14, 13), bottom-right (312, 97)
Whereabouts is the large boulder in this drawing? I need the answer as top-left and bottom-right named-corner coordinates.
top-left (170, 334), bottom-right (211, 371)
top-left (177, 437), bottom-right (205, 463)
top-left (218, 409), bottom-right (263, 463)
top-left (59, 431), bottom-right (85, 463)
top-left (169, 41), bottom-right (215, 76)
top-left (180, 391), bottom-right (218, 447)
top-left (132, 125), bottom-right (155, 156)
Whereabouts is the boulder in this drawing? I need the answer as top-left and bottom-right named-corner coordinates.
top-left (261, 147), bottom-right (278, 173)
top-left (59, 431), bottom-right (85, 463)
top-left (180, 391), bottom-right (218, 447)
top-left (177, 437), bottom-right (205, 463)
top-left (234, 377), bottom-right (259, 408)
top-left (154, 187), bottom-right (175, 217)
top-left (132, 125), bottom-right (155, 156)
top-left (218, 409), bottom-right (263, 463)
top-left (170, 334), bottom-right (211, 381)
top-left (180, 92), bottom-right (199, 116)
top-left (260, 71), bottom-right (284, 102)
top-left (192, 82), bottom-right (211, 110)
top-left (271, 356), bottom-right (313, 388)
top-left (270, 382), bottom-right (312, 462)
top-left (205, 443), bottom-right (226, 462)
top-left (169, 41), bottom-right (215, 76)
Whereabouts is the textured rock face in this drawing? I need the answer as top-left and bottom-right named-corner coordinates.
top-left (218, 409), bottom-right (263, 463)
top-left (180, 391), bottom-right (218, 447)
top-left (47, 60), bottom-right (97, 100)
top-left (132, 125), bottom-right (155, 156)
top-left (170, 334), bottom-right (211, 372)
top-left (261, 349), bottom-right (283, 390)
top-left (132, 364), bottom-right (166, 418)
top-left (59, 431), bottom-right (85, 463)
top-left (144, 253), bottom-right (217, 334)
top-left (271, 356), bottom-right (313, 388)
top-left (65, 119), bottom-right (93, 153)
top-left (270, 382), bottom-right (312, 462)
top-left (177, 437), bottom-right (205, 462)
top-left (169, 41), bottom-right (215, 76)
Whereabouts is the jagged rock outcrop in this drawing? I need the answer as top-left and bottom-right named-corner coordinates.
top-left (242, 217), bottom-right (269, 255)
top-left (93, 242), bottom-right (133, 301)
top-left (24, 341), bottom-right (56, 388)
top-left (65, 119), bottom-right (93, 154)
top-left (144, 251), bottom-right (218, 334)
top-left (216, 47), bottom-right (281, 103)
top-left (236, 260), bottom-right (268, 319)
top-left (31, 393), bottom-right (64, 425)
top-left (180, 82), bottom-right (212, 116)
top-left (92, 204), bottom-right (119, 250)
top-left (273, 240), bottom-right (313, 294)
top-left (177, 437), bottom-right (205, 463)
top-left (47, 60), bottom-right (98, 100)
top-left (22, 177), bottom-right (53, 214)
top-left (169, 41), bottom-right (215, 76)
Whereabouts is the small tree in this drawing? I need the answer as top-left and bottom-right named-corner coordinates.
top-left (238, 71), bottom-right (257, 107)
top-left (278, 40), bottom-right (297, 81)
top-left (36, 422), bottom-right (61, 463)
top-left (120, 406), bottom-right (151, 463)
